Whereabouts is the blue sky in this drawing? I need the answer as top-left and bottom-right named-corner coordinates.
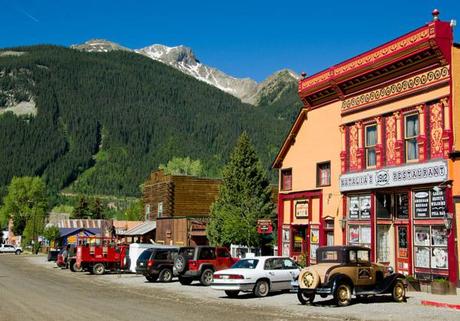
top-left (1, 1), bottom-right (458, 81)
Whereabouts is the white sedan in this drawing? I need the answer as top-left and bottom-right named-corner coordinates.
top-left (211, 256), bottom-right (300, 297)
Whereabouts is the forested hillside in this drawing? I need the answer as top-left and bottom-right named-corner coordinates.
top-left (0, 46), bottom-right (300, 197)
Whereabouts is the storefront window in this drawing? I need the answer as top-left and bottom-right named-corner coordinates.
top-left (395, 193), bottom-right (409, 219)
top-left (405, 114), bottom-right (419, 161)
top-left (414, 189), bottom-right (447, 219)
top-left (348, 195), bottom-right (371, 220)
top-left (414, 225), bottom-right (448, 269)
top-left (377, 225), bottom-right (390, 262)
top-left (348, 225), bottom-right (371, 248)
top-left (376, 193), bottom-right (392, 219)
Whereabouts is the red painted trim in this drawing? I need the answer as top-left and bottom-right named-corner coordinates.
top-left (407, 191), bottom-right (413, 277)
top-left (446, 187), bottom-right (458, 284)
top-left (278, 190), bottom-right (323, 200)
top-left (319, 194), bottom-right (324, 246)
top-left (370, 191), bottom-right (376, 262)
top-left (342, 195), bottom-right (347, 245)
top-left (290, 199), bottom-right (294, 223)
top-left (277, 195), bottom-right (283, 253)
top-left (421, 300), bottom-right (460, 311)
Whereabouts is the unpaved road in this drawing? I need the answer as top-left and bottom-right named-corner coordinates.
top-left (0, 255), bottom-right (320, 321)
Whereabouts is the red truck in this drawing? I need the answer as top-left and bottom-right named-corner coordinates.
top-left (75, 237), bottom-right (128, 275)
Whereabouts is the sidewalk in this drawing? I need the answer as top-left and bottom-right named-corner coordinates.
top-left (408, 291), bottom-right (460, 311)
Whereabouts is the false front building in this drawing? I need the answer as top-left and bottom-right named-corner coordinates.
top-left (274, 10), bottom-right (459, 287)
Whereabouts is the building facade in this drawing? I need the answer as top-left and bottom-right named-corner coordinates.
top-left (143, 170), bottom-right (221, 246)
top-left (274, 11), bottom-right (459, 286)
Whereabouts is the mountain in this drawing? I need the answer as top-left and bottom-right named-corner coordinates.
top-left (71, 39), bottom-right (130, 52)
top-left (72, 39), bottom-right (298, 105)
top-left (0, 45), bottom-right (297, 197)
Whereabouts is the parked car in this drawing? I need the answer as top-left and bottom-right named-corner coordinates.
top-left (211, 256), bottom-right (300, 297)
top-left (0, 244), bottom-right (22, 255)
top-left (174, 246), bottom-right (238, 286)
top-left (47, 248), bottom-right (60, 261)
top-left (136, 247), bottom-right (179, 282)
top-left (296, 246), bottom-right (407, 307)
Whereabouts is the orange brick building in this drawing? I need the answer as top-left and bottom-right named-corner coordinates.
top-left (274, 10), bottom-right (459, 287)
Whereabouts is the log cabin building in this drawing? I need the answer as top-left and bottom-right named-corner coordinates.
top-left (274, 10), bottom-right (460, 288)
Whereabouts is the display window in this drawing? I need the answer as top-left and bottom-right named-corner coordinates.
top-left (292, 227), bottom-right (306, 254)
top-left (348, 195), bottom-right (371, 220)
top-left (413, 189), bottom-right (447, 219)
top-left (348, 224), bottom-right (371, 248)
top-left (414, 225), bottom-right (448, 269)
top-left (376, 225), bottom-right (390, 262)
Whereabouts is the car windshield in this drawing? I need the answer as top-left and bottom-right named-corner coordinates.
top-left (231, 259), bottom-right (258, 269)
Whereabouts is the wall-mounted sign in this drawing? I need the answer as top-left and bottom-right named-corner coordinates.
top-left (414, 190), bottom-right (430, 218)
top-left (295, 200), bottom-right (309, 218)
top-left (340, 160), bottom-right (447, 192)
top-left (430, 189), bottom-right (446, 218)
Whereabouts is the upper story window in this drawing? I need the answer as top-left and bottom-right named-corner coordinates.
top-left (317, 161), bottom-right (331, 187)
top-left (157, 202), bottom-right (163, 218)
top-left (405, 114), bottom-right (419, 162)
top-left (365, 124), bottom-right (377, 168)
top-left (281, 168), bottom-right (292, 191)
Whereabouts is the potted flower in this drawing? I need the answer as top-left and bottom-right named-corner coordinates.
top-left (406, 275), bottom-right (420, 292)
top-left (431, 278), bottom-right (449, 295)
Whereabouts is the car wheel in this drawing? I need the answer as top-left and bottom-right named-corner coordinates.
top-left (225, 290), bottom-right (240, 298)
top-left (392, 279), bottom-right (406, 302)
top-left (92, 263), bottom-right (105, 275)
top-left (297, 290), bottom-right (315, 305)
top-left (179, 276), bottom-right (193, 285)
top-left (146, 275), bottom-right (159, 282)
top-left (334, 283), bottom-right (352, 307)
top-left (70, 261), bottom-right (82, 272)
top-left (15, 250), bottom-right (21, 255)
top-left (253, 280), bottom-right (270, 297)
top-left (200, 269), bottom-right (214, 286)
top-left (174, 255), bottom-right (187, 273)
top-left (159, 268), bottom-right (173, 282)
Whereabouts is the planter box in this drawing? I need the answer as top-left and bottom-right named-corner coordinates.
top-left (431, 281), bottom-right (449, 295)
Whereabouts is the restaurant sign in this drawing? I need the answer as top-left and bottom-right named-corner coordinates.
top-left (340, 160), bottom-right (447, 192)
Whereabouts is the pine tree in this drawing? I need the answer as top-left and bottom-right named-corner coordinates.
top-left (207, 132), bottom-right (275, 247)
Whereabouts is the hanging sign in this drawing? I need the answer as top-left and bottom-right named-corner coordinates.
top-left (340, 160), bottom-right (447, 191)
top-left (257, 219), bottom-right (273, 234)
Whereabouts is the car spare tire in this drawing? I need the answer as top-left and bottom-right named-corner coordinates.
top-left (174, 255), bottom-right (187, 273)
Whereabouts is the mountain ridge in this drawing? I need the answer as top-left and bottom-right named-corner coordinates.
top-left (71, 39), bottom-right (298, 105)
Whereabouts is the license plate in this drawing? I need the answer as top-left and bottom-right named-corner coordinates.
top-left (222, 275), bottom-right (229, 279)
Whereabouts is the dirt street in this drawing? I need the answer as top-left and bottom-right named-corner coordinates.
top-left (0, 255), bottom-right (320, 321)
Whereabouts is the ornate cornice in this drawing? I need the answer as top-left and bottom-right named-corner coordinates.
top-left (341, 66), bottom-right (449, 114)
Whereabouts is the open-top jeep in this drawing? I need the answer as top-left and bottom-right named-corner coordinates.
top-left (297, 246), bottom-right (406, 306)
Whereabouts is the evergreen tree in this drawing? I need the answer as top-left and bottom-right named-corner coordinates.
top-left (207, 132), bottom-right (275, 247)
top-left (72, 196), bottom-right (91, 219)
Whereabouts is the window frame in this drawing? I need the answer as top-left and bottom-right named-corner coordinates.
top-left (280, 168), bottom-right (292, 191)
top-left (365, 124), bottom-right (377, 168)
top-left (404, 113), bottom-right (419, 162)
top-left (316, 161), bottom-right (331, 187)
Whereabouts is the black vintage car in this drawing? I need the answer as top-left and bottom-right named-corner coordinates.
top-left (296, 246), bottom-right (407, 306)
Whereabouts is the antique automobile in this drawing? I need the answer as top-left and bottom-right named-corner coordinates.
top-left (296, 246), bottom-right (406, 307)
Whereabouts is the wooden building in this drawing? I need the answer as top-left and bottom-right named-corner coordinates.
top-left (143, 170), bottom-right (221, 246)
top-left (274, 10), bottom-right (459, 288)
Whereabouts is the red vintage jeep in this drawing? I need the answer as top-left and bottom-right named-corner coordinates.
top-left (75, 237), bottom-right (128, 275)
top-left (173, 246), bottom-right (238, 286)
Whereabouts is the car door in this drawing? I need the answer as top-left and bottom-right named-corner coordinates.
top-left (264, 258), bottom-right (288, 291)
top-left (353, 250), bottom-right (375, 288)
top-left (5, 245), bottom-right (15, 253)
top-left (282, 258), bottom-right (300, 290)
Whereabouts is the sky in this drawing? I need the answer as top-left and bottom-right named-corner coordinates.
top-left (1, 0), bottom-right (459, 82)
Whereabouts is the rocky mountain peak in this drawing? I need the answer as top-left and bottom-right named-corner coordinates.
top-left (71, 39), bottom-right (129, 52)
top-left (137, 44), bottom-right (199, 65)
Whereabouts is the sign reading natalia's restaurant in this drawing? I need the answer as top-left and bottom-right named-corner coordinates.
top-left (340, 160), bottom-right (447, 192)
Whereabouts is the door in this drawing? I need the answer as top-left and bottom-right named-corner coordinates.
top-left (395, 225), bottom-right (409, 275)
top-left (264, 258), bottom-right (288, 291)
top-left (351, 249), bottom-right (375, 288)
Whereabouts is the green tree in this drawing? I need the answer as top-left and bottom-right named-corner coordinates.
top-left (0, 176), bottom-right (48, 243)
top-left (43, 225), bottom-right (60, 243)
top-left (124, 199), bottom-right (144, 221)
top-left (72, 196), bottom-right (91, 219)
top-left (90, 198), bottom-right (104, 219)
top-left (207, 133), bottom-right (275, 247)
top-left (159, 157), bottom-right (204, 176)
